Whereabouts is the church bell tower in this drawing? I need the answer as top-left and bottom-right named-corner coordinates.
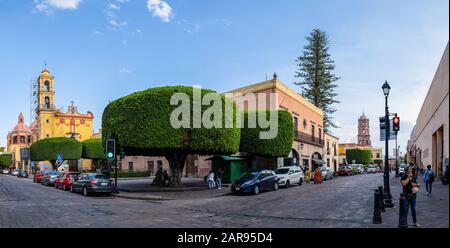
top-left (36, 68), bottom-right (55, 114)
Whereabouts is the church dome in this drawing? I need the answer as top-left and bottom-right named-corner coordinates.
top-left (11, 113), bottom-right (31, 134)
top-left (41, 68), bottom-right (50, 75)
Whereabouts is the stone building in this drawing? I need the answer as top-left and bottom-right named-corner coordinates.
top-left (324, 132), bottom-right (339, 172)
top-left (411, 42), bottom-right (449, 177)
top-left (6, 113), bottom-right (32, 170)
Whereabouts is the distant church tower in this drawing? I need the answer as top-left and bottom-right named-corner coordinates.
top-left (357, 110), bottom-right (371, 145)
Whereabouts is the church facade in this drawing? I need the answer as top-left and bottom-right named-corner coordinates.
top-left (31, 68), bottom-right (94, 142)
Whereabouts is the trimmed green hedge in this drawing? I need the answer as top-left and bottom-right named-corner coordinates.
top-left (239, 110), bottom-right (294, 157)
top-left (373, 159), bottom-right (383, 165)
top-left (82, 139), bottom-right (105, 159)
top-left (0, 154), bottom-right (12, 169)
top-left (102, 86), bottom-right (241, 156)
top-left (346, 149), bottom-right (373, 165)
top-left (30, 137), bottom-right (82, 163)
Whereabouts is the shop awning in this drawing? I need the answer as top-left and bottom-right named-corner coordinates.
top-left (206, 155), bottom-right (245, 161)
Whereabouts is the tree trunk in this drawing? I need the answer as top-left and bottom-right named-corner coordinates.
top-left (165, 152), bottom-right (188, 186)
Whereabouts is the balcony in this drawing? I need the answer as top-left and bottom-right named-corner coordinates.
top-left (294, 130), bottom-right (324, 147)
top-left (36, 104), bottom-right (56, 112)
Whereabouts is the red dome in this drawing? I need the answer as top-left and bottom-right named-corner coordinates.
top-left (10, 113), bottom-right (31, 133)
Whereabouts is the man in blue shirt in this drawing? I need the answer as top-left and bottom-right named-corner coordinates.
top-left (423, 165), bottom-right (435, 196)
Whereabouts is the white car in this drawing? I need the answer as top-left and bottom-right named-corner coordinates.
top-left (275, 166), bottom-right (304, 187)
top-left (321, 166), bottom-right (334, 180)
top-left (349, 164), bottom-right (364, 174)
top-left (367, 166), bottom-right (377, 173)
top-left (1, 169), bottom-right (8, 174)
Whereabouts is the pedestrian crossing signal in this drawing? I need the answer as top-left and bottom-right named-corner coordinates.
top-left (393, 114), bottom-right (400, 132)
top-left (106, 139), bottom-right (116, 160)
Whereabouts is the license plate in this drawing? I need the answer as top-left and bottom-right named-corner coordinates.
top-left (101, 183), bottom-right (107, 186)
top-left (235, 187), bottom-right (240, 191)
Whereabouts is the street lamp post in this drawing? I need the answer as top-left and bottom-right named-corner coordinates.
top-left (395, 135), bottom-right (399, 177)
top-left (382, 81), bottom-right (394, 208)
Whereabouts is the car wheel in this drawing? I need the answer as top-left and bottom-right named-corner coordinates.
top-left (299, 178), bottom-right (303, 186)
top-left (273, 182), bottom-right (279, 191)
top-left (83, 187), bottom-right (89, 197)
top-left (286, 180), bottom-right (290, 188)
top-left (253, 185), bottom-right (260, 195)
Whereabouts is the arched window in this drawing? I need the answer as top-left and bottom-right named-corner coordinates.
top-left (44, 80), bottom-right (50, 91)
top-left (44, 97), bottom-right (50, 109)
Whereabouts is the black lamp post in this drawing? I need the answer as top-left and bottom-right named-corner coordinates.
top-left (113, 147), bottom-right (125, 194)
top-left (395, 137), bottom-right (399, 177)
top-left (382, 81), bottom-right (394, 207)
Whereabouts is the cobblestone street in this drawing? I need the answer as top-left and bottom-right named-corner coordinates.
top-left (0, 173), bottom-right (448, 228)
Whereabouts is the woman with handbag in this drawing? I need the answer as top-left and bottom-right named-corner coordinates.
top-left (401, 166), bottom-right (421, 227)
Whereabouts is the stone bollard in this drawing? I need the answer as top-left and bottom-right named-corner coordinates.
top-left (398, 193), bottom-right (408, 228)
top-left (373, 189), bottom-right (382, 224)
top-left (378, 185), bottom-right (385, 212)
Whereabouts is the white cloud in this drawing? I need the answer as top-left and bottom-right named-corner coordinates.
top-left (109, 20), bottom-right (128, 27)
top-left (34, 0), bottom-right (82, 14)
top-left (119, 68), bottom-right (132, 74)
top-left (147, 0), bottom-right (173, 23)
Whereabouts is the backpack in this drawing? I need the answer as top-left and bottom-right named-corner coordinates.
top-left (429, 171), bottom-right (435, 182)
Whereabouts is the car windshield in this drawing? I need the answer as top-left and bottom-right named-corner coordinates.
top-left (239, 171), bottom-right (259, 180)
top-left (94, 175), bottom-right (107, 179)
top-left (49, 172), bottom-right (60, 175)
top-left (275, 168), bottom-right (290, 174)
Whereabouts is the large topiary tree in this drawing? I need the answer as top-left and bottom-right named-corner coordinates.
top-left (102, 86), bottom-right (241, 186)
top-left (30, 137), bottom-right (82, 170)
top-left (82, 138), bottom-right (106, 171)
top-left (346, 148), bottom-right (372, 165)
top-left (0, 154), bottom-right (12, 169)
top-left (239, 110), bottom-right (294, 158)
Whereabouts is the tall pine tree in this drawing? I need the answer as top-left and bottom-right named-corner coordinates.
top-left (294, 29), bottom-right (340, 132)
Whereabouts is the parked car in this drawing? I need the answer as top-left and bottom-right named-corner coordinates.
top-left (349, 164), bottom-right (361, 174)
top-left (321, 167), bottom-right (334, 180)
top-left (275, 166), bottom-right (304, 187)
top-left (1, 169), bottom-right (9, 174)
top-left (41, 171), bottom-right (62, 186)
top-left (12, 169), bottom-right (20, 176)
top-left (17, 170), bottom-right (28, 178)
top-left (376, 166), bottom-right (384, 173)
top-left (367, 165), bottom-right (377, 173)
top-left (33, 171), bottom-right (46, 183)
top-left (71, 173), bottom-right (113, 196)
top-left (231, 170), bottom-right (279, 195)
top-left (399, 164), bottom-right (407, 176)
top-left (55, 172), bottom-right (81, 191)
top-left (338, 165), bottom-right (353, 176)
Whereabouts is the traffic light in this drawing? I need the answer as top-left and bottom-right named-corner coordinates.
top-left (106, 139), bottom-right (116, 160)
top-left (393, 114), bottom-right (400, 132)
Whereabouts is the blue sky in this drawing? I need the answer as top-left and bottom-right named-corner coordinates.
top-left (0, 0), bottom-right (448, 156)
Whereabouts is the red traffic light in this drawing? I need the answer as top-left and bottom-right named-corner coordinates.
top-left (393, 117), bottom-right (399, 124)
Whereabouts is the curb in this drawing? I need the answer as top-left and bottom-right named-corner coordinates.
top-left (118, 187), bottom-right (212, 193)
top-left (112, 193), bottom-right (172, 201)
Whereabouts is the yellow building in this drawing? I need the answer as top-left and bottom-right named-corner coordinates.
top-left (31, 68), bottom-right (94, 142)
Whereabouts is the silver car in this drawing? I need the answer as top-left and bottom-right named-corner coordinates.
top-left (321, 167), bottom-right (334, 180)
top-left (71, 173), bottom-right (113, 196)
top-left (41, 171), bottom-right (62, 186)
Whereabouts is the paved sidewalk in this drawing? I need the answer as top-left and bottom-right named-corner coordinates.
top-left (374, 174), bottom-right (449, 228)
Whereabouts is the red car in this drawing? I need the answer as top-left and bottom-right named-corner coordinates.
top-left (338, 166), bottom-right (353, 176)
top-left (33, 171), bottom-right (45, 183)
top-left (55, 172), bottom-right (81, 191)
top-left (376, 166), bottom-right (384, 173)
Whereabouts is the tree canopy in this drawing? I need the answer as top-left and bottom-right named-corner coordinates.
top-left (82, 139), bottom-right (105, 159)
top-left (239, 110), bottom-right (294, 157)
top-left (294, 29), bottom-right (340, 132)
top-left (30, 137), bottom-right (82, 169)
top-left (102, 86), bottom-right (241, 185)
top-left (346, 149), bottom-right (373, 164)
top-left (0, 154), bottom-right (12, 169)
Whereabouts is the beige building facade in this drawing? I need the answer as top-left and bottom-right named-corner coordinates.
top-left (412, 42), bottom-right (449, 177)
top-left (324, 132), bottom-right (339, 171)
top-left (227, 76), bottom-right (325, 171)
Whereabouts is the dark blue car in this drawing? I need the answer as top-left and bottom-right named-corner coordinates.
top-left (231, 170), bottom-right (279, 195)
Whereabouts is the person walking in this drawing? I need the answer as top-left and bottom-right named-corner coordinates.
top-left (207, 171), bottom-right (215, 190)
top-left (401, 165), bottom-right (421, 227)
top-left (215, 169), bottom-right (223, 189)
top-left (155, 167), bottom-right (164, 188)
top-left (305, 167), bottom-right (311, 183)
top-left (423, 165), bottom-right (435, 196)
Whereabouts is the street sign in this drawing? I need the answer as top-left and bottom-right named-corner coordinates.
top-left (56, 153), bottom-right (63, 163)
top-left (380, 117), bottom-right (397, 141)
